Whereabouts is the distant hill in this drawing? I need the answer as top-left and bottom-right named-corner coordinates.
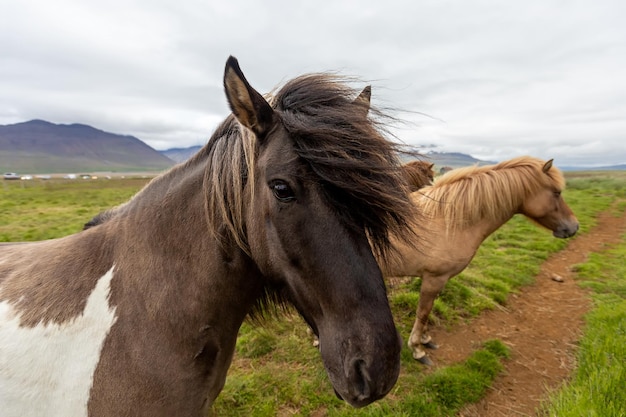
top-left (6, 121), bottom-right (620, 175)
top-left (417, 151), bottom-right (626, 171)
top-left (0, 120), bottom-right (175, 174)
top-left (158, 146), bottom-right (497, 170)
top-left (560, 164), bottom-right (626, 171)
top-left (419, 151), bottom-right (496, 169)
top-left (161, 146), bottom-right (202, 163)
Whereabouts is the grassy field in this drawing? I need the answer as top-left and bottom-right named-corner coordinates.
top-left (1, 171), bottom-right (625, 416)
top-left (0, 177), bottom-right (150, 241)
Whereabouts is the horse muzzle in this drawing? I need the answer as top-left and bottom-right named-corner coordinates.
top-left (320, 331), bottom-right (402, 408)
top-left (553, 219), bottom-right (579, 238)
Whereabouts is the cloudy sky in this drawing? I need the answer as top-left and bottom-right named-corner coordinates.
top-left (1, 0), bottom-right (625, 167)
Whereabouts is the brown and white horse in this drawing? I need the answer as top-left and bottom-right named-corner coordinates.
top-left (386, 156), bottom-right (579, 364)
top-left (0, 57), bottom-right (419, 416)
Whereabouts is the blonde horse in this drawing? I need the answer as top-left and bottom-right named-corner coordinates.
top-left (385, 156), bottom-right (579, 364)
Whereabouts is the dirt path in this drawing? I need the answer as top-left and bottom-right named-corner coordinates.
top-left (423, 207), bottom-right (626, 417)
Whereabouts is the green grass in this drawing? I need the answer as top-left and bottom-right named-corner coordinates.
top-left (0, 150), bottom-right (172, 174)
top-left (0, 178), bottom-right (149, 241)
top-left (323, 340), bottom-right (509, 417)
top-left (540, 227), bottom-right (626, 417)
top-left (1, 172), bottom-right (625, 416)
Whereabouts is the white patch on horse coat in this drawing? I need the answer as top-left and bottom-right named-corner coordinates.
top-left (0, 267), bottom-right (117, 417)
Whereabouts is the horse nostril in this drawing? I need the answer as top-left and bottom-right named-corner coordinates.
top-left (352, 359), bottom-right (372, 401)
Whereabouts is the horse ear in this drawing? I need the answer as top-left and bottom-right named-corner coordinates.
top-left (223, 56), bottom-right (275, 138)
top-left (353, 85), bottom-right (371, 116)
top-left (542, 159), bottom-right (554, 173)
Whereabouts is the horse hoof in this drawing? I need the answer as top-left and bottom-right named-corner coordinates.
top-left (422, 341), bottom-right (439, 350)
top-left (411, 350), bottom-right (433, 365)
top-left (417, 355), bottom-right (434, 366)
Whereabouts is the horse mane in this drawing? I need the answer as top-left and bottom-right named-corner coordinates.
top-left (276, 74), bottom-right (419, 259)
top-left (204, 73), bottom-right (418, 262)
top-left (201, 114), bottom-right (256, 255)
top-left (416, 156), bottom-right (566, 230)
top-left (84, 75), bottom-right (417, 258)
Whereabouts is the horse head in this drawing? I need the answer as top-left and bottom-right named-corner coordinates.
top-left (221, 57), bottom-right (413, 407)
top-left (519, 159), bottom-right (579, 238)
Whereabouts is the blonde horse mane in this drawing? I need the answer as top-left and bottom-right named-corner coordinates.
top-left (203, 115), bottom-right (257, 255)
top-left (415, 156), bottom-right (566, 230)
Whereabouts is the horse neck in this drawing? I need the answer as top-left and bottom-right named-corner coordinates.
top-left (122, 160), bottom-right (208, 241)
top-left (92, 158), bottom-right (267, 408)
top-left (109, 158), bottom-right (264, 331)
top-left (470, 211), bottom-right (516, 243)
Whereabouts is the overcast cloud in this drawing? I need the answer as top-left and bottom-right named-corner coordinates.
top-left (1, 0), bottom-right (625, 167)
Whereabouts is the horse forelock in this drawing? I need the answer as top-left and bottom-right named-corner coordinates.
top-left (271, 73), bottom-right (419, 262)
top-left (420, 156), bottom-right (565, 230)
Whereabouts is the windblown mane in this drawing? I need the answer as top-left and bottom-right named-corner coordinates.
top-left (416, 156), bottom-right (566, 230)
top-left (204, 73), bottom-right (418, 262)
top-left (85, 74), bottom-right (418, 264)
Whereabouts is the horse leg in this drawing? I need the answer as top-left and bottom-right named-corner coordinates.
top-left (408, 274), bottom-right (447, 365)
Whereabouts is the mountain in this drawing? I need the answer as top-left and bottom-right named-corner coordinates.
top-left (158, 145), bottom-right (497, 169)
top-left (420, 151), bottom-right (496, 168)
top-left (165, 144), bottom-right (626, 173)
top-left (161, 146), bottom-right (202, 163)
top-left (420, 152), bottom-right (626, 171)
top-left (559, 164), bottom-right (626, 171)
top-left (0, 120), bottom-right (175, 174)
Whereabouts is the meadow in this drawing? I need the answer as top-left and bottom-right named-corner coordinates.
top-left (1, 170), bottom-right (625, 416)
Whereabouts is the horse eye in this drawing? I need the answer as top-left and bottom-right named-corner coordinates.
top-left (270, 180), bottom-right (296, 202)
top-left (554, 190), bottom-right (562, 197)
